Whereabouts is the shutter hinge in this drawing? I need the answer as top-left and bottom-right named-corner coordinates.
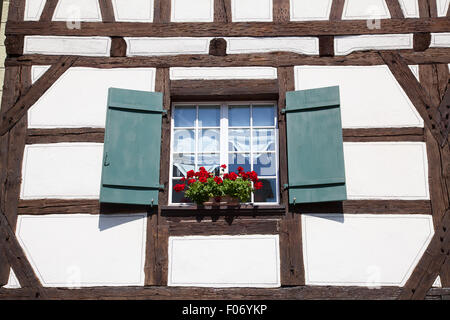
top-left (103, 152), bottom-right (110, 166)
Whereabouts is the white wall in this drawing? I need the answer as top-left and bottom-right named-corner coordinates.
top-left (52, 0), bottom-right (102, 22)
top-left (302, 214), bottom-right (434, 286)
top-left (126, 38), bottom-right (212, 56)
top-left (24, 0), bottom-right (46, 21)
top-left (170, 67), bottom-right (277, 80)
top-left (398, 0), bottom-right (420, 18)
top-left (295, 65), bottom-right (423, 128)
top-left (342, 0), bottom-right (390, 19)
top-left (344, 142), bottom-right (429, 200)
top-left (171, 0), bottom-right (214, 22)
top-left (290, 0), bottom-right (332, 21)
top-left (16, 214), bottom-right (147, 287)
top-left (430, 33), bottom-right (450, 48)
top-left (24, 36), bottom-right (111, 56)
top-left (231, 0), bottom-right (273, 22)
top-left (28, 67), bottom-right (155, 128)
top-left (225, 37), bottom-right (319, 55)
top-left (437, 0), bottom-right (450, 16)
top-left (21, 143), bottom-right (103, 199)
top-left (168, 235), bottom-right (280, 287)
top-left (112, 0), bottom-right (154, 22)
top-left (335, 34), bottom-right (413, 55)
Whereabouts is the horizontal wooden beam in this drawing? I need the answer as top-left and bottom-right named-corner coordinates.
top-left (17, 199), bottom-right (432, 215)
top-left (171, 79), bottom-right (279, 101)
top-left (0, 285), bottom-right (403, 300)
top-left (26, 127), bottom-right (424, 144)
top-left (168, 219), bottom-right (279, 235)
top-left (6, 18), bottom-right (450, 37)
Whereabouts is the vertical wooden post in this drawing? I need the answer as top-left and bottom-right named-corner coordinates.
top-left (214, 0), bottom-right (232, 23)
top-left (273, 0), bottom-right (290, 22)
top-left (154, 0), bottom-right (171, 23)
top-left (277, 67), bottom-right (305, 286)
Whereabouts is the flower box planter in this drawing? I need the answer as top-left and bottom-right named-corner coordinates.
top-left (203, 196), bottom-right (240, 207)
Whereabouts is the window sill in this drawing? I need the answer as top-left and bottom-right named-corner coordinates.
top-left (160, 204), bottom-right (286, 216)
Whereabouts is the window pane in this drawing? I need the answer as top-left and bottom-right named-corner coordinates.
top-left (172, 179), bottom-right (191, 203)
top-left (174, 106), bottom-right (196, 127)
top-left (253, 153), bottom-right (276, 176)
top-left (172, 153), bottom-right (195, 177)
top-left (198, 105), bottom-right (220, 127)
top-left (198, 153), bottom-right (220, 175)
top-left (229, 129), bottom-right (250, 152)
top-left (199, 129), bottom-right (220, 153)
top-left (254, 179), bottom-right (277, 203)
top-left (253, 129), bottom-right (276, 152)
top-left (173, 129), bottom-right (195, 153)
top-left (228, 153), bottom-right (251, 173)
top-left (229, 105), bottom-right (250, 127)
top-left (253, 105), bottom-right (275, 126)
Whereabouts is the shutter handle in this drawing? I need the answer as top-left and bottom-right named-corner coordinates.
top-left (104, 152), bottom-right (110, 167)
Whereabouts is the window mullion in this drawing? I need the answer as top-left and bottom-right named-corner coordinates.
top-left (220, 103), bottom-right (228, 172)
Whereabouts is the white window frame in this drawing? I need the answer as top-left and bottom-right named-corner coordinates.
top-left (169, 101), bottom-right (280, 206)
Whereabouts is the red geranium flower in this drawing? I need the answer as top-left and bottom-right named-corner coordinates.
top-left (180, 177), bottom-right (186, 182)
top-left (237, 166), bottom-right (244, 172)
top-left (254, 181), bottom-right (263, 190)
top-left (188, 178), bottom-right (196, 185)
top-left (228, 172), bottom-right (238, 181)
top-left (173, 184), bottom-right (185, 192)
top-left (214, 176), bottom-right (223, 185)
top-left (199, 176), bottom-right (207, 183)
top-left (247, 171), bottom-right (258, 182)
top-left (186, 170), bottom-right (195, 178)
top-left (223, 173), bottom-right (229, 180)
top-left (199, 166), bottom-right (206, 172)
top-left (221, 164), bottom-right (227, 169)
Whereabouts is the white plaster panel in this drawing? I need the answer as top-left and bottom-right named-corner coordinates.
top-left (295, 65), bottom-right (424, 128)
top-left (168, 235), bottom-right (280, 287)
top-left (24, 0), bottom-right (46, 21)
top-left (21, 143), bottom-right (103, 199)
top-left (31, 65), bottom-right (51, 84)
top-left (24, 36), bottom-right (111, 56)
top-left (112, 0), bottom-right (154, 22)
top-left (342, 0), bottom-right (390, 19)
top-left (430, 33), bottom-right (450, 48)
top-left (231, 0), bottom-right (273, 22)
top-left (226, 37), bottom-right (319, 55)
top-left (126, 37), bottom-right (211, 56)
top-left (344, 142), bottom-right (429, 200)
top-left (432, 276), bottom-right (442, 287)
top-left (398, 0), bottom-right (420, 18)
top-left (302, 214), bottom-right (434, 286)
top-left (3, 269), bottom-right (20, 289)
top-left (53, 0), bottom-right (102, 21)
top-left (171, 0), bottom-right (214, 22)
top-left (16, 214), bottom-right (147, 287)
top-left (409, 65), bottom-right (419, 81)
top-left (334, 34), bottom-right (413, 55)
top-left (28, 67), bottom-right (155, 128)
top-left (437, 0), bottom-right (449, 16)
top-left (170, 67), bottom-right (277, 80)
top-left (290, 0), bottom-right (332, 21)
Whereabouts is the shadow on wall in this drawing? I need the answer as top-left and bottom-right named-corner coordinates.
top-left (98, 204), bottom-right (151, 231)
top-left (290, 201), bottom-right (345, 223)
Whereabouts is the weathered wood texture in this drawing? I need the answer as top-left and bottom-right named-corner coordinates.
top-left (329, 0), bottom-right (345, 20)
top-left (168, 219), bottom-right (279, 236)
top-left (6, 18), bottom-right (450, 37)
top-left (418, 0), bottom-right (437, 17)
top-left (214, 0), bottom-right (232, 23)
top-left (0, 285), bottom-right (403, 300)
top-left (400, 209), bottom-right (449, 299)
top-left (39, 0), bottom-right (58, 22)
top-left (425, 288), bottom-right (450, 300)
top-left (0, 56), bottom-right (78, 137)
top-left (319, 36), bottom-right (334, 57)
top-left (99, 0), bottom-right (115, 23)
top-left (385, 0), bottom-right (405, 18)
top-left (209, 38), bottom-right (227, 56)
top-left (277, 66), bottom-right (305, 286)
top-left (273, 0), bottom-right (290, 22)
top-left (7, 49), bottom-right (450, 68)
top-left (171, 79), bottom-right (279, 101)
top-left (110, 37), bottom-right (127, 57)
top-left (145, 68), bottom-right (170, 286)
top-left (413, 33), bottom-right (431, 52)
top-left (153, 0), bottom-right (171, 23)
top-left (7, 0), bottom-right (25, 22)
top-left (379, 51), bottom-right (447, 146)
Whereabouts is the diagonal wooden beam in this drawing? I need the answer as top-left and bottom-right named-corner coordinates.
top-left (385, 0), bottom-right (405, 18)
top-left (379, 51), bottom-right (447, 146)
top-left (329, 0), bottom-right (345, 20)
top-left (99, 0), bottom-right (115, 23)
top-left (0, 56), bottom-right (78, 137)
top-left (39, 0), bottom-right (58, 22)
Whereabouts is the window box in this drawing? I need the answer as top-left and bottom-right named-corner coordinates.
top-left (160, 204), bottom-right (286, 216)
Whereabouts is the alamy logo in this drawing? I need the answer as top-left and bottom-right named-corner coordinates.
top-left (66, 5), bottom-right (81, 30)
top-left (365, 5), bottom-right (382, 30)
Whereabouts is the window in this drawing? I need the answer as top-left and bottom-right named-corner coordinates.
top-left (169, 102), bottom-right (279, 205)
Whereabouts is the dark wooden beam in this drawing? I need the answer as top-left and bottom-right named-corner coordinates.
top-left (209, 38), bottom-right (227, 56)
top-left (170, 79), bottom-right (279, 101)
top-left (153, 0), bottom-right (171, 23)
top-left (214, 0), bottom-right (232, 23)
top-left (8, 49), bottom-right (450, 68)
top-left (329, 0), bottom-right (345, 20)
top-left (0, 56), bottom-right (78, 137)
top-left (6, 18), bottom-right (450, 37)
top-left (110, 37), bottom-right (127, 57)
top-left (145, 68), bottom-right (170, 286)
top-left (0, 285), bottom-right (403, 300)
top-left (39, 0), bottom-right (58, 22)
top-left (413, 32), bottom-right (431, 52)
top-left (168, 220), bottom-right (279, 236)
top-left (379, 51), bottom-right (447, 146)
top-left (319, 36), bottom-right (334, 57)
top-left (98, 0), bottom-right (115, 22)
top-left (385, 0), bottom-right (405, 18)
top-left (343, 127), bottom-right (425, 142)
top-left (273, 0), bottom-right (290, 22)
top-left (400, 209), bottom-right (449, 299)
top-left (7, 0), bottom-right (25, 22)
top-left (426, 287), bottom-right (450, 300)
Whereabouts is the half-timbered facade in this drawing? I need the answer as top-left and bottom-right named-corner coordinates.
top-left (0, 0), bottom-right (449, 300)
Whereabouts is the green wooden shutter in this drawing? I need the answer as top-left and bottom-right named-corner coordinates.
top-left (100, 87), bottom-right (164, 205)
top-left (284, 86), bottom-right (347, 204)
